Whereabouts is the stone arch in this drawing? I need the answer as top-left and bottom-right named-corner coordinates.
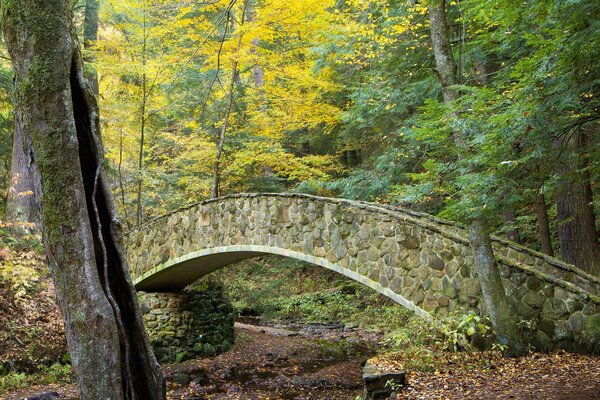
top-left (133, 244), bottom-right (433, 320)
top-left (124, 193), bottom-right (600, 352)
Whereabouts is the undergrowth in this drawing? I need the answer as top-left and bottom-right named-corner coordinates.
top-left (0, 223), bottom-right (44, 304)
top-left (0, 363), bottom-right (72, 393)
top-left (205, 255), bottom-right (414, 331)
top-left (205, 255), bottom-right (503, 372)
top-left (0, 224), bottom-right (67, 382)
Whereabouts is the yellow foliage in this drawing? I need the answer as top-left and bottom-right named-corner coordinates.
top-left (0, 244), bottom-right (40, 305)
top-left (95, 0), bottom-right (345, 219)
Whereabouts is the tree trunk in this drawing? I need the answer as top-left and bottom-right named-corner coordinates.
top-left (535, 191), bottom-right (554, 256)
top-left (469, 219), bottom-right (527, 357)
top-left (2, 2), bottom-right (165, 399)
top-left (136, 0), bottom-right (148, 226)
top-left (83, 0), bottom-right (100, 94)
top-left (246, 3), bottom-right (264, 89)
top-left (556, 131), bottom-right (600, 275)
top-left (502, 209), bottom-right (521, 244)
top-left (428, 0), bottom-right (459, 103)
top-left (428, 0), bottom-right (525, 356)
top-left (4, 111), bottom-right (37, 225)
top-left (212, 0), bottom-right (249, 199)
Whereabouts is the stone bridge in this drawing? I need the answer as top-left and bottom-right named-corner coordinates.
top-left (124, 193), bottom-right (600, 352)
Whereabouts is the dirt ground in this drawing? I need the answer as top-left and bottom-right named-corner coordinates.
top-left (2, 326), bottom-right (600, 400)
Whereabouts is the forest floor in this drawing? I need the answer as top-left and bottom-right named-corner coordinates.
top-left (2, 322), bottom-right (600, 399)
top-left (2, 254), bottom-right (600, 399)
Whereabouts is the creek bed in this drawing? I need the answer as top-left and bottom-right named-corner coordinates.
top-left (164, 320), bottom-right (382, 399)
top-left (0, 320), bottom-right (382, 400)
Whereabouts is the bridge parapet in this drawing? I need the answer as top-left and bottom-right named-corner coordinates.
top-left (124, 193), bottom-right (600, 353)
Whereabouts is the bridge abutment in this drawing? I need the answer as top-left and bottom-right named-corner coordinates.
top-left (138, 286), bottom-right (235, 363)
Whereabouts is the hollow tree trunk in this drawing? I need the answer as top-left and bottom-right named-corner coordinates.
top-left (556, 131), bottom-right (600, 275)
top-left (535, 191), bottom-right (554, 256)
top-left (428, 0), bottom-right (525, 356)
top-left (4, 112), bottom-right (37, 225)
top-left (2, 2), bottom-right (165, 399)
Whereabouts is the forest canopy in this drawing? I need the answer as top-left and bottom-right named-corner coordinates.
top-left (0, 0), bottom-right (599, 272)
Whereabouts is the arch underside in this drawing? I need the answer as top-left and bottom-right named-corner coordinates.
top-left (134, 245), bottom-right (433, 320)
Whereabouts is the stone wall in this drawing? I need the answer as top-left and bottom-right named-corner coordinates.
top-left (138, 286), bottom-right (235, 363)
top-left (125, 193), bottom-right (600, 353)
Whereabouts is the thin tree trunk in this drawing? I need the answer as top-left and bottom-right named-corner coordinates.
top-left (212, 0), bottom-right (249, 199)
top-left (4, 111), bottom-right (37, 225)
top-left (137, 102), bottom-right (146, 225)
top-left (428, 0), bottom-right (525, 356)
top-left (502, 209), bottom-right (521, 244)
top-left (83, 0), bottom-right (99, 94)
top-left (118, 126), bottom-right (130, 229)
top-left (246, 3), bottom-right (264, 88)
top-left (211, 97), bottom-right (231, 198)
top-left (470, 219), bottom-right (527, 357)
top-left (556, 131), bottom-right (600, 275)
top-left (535, 191), bottom-right (554, 256)
top-left (484, 57), bottom-right (521, 245)
top-left (428, 0), bottom-right (459, 103)
top-left (136, 0), bottom-right (148, 226)
top-left (2, 2), bottom-right (165, 398)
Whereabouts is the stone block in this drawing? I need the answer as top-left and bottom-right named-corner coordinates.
top-left (380, 238), bottom-right (400, 256)
top-left (523, 291), bottom-right (545, 309)
top-left (403, 235), bottom-right (420, 250)
top-left (418, 266), bottom-right (430, 281)
top-left (422, 278), bottom-right (432, 291)
top-left (367, 246), bottom-right (380, 262)
top-left (390, 277), bottom-right (403, 293)
top-left (445, 260), bottom-right (460, 277)
top-left (464, 278), bottom-right (481, 297)
top-left (541, 298), bottom-right (569, 320)
top-left (566, 312), bottom-right (586, 338)
top-left (443, 283), bottom-right (457, 299)
top-left (362, 362), bottom-right (405, 400)
top-left (428, 254), bottom-right (445, 271)
top-left (526, 276), bottom-right (542, 291)
top-left (582, 302), bottom-right (600, 316)
top-left (516, 300), bottom-right (539, 321)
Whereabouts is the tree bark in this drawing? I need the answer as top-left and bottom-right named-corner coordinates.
top-left (470, 219), bottom-right (527, 357)
top-left (535, 191), bottom-right (554, 256)
top-left (428, 0), bottom-right (525, 356)
top-left (502, 209), bottom-right (521, 244)
top-left (556, 131), bottom-right (600, 275)
top-left (2, 2), bottom-right (165, 399)
top-left (4, 110), bottom-right (37, 225)
top-left (83, 0), bottom-right (100, 94)
top-left (428, 0), bottom-right (459, 103)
